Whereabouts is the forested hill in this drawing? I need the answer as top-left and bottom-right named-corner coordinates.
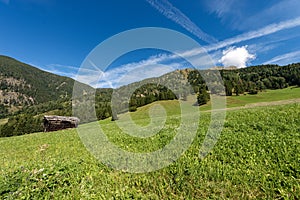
top-left (108, 63), bottom-right (300, 115)
top-left (0, 55), bottom-right (90, 114)
top-left (220, 63), bottom-right (300, 96)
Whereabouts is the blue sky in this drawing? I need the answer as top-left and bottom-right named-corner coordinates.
top-left (1, 0), bottom-right (300, 88)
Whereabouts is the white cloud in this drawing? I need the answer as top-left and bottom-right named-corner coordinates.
top-left (263, 50), bottom-right (300, 65)
top-left (115, 64), bottom-right (175, 88)
top-left (146, 0), bottom-right (217, 43)
top-left (219, 46), bottom-right (255, 68)
top-left (247, 42), bottom-right (279, 55)
top-left (205, 16), bottom-right (300, 52)
top-left (94, 55), bottom-right (180, 88)
top-left (204, 0), bottom-right (300, 31)
top-left (90, 49), bottom-right (218, 88)
top-left (238, 0), bottom-right (300, 30)
top-left (171, 17), bottom-right (300, 58)
top-left (33, 63), bottom-right (102, 87)
top-left (204, 0), bottom-right (240, 19)
top-left (76, 73), bottom-right (107, 88)
top-left (40, 64), bottom-right (79, 78)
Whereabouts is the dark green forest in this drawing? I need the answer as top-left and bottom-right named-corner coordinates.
top-left (0, 56), bottom-right (300, 137)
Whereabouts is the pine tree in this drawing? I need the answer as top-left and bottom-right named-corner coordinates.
top-left (197, 87), bottom-right (210, 106)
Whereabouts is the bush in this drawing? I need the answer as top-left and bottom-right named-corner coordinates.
top-left (0, 114), bottom-right (43, 137)
top-left (197, 88), bottom-right (210, 105)
top-left (129, 106), bottom-right (137, 112)
top-left (248, 89), bottom-right (258, 95)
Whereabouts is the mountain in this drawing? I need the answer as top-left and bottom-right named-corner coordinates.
top-left (0, 55), bottom-right (90, 116)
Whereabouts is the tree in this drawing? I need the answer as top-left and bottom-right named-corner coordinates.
top-left (256, 80), bottom-right (266, 91)
top-left (111, 108), bottom-right (118, 121)
top-left (262, 78), bottom-right (272, 88)
top-left (182, 92), bottom-right (188, 101)
top-left (224, 80), bottom-right (233, 96)
top-left (197, 88), bottom-right (210, 106)
top-left (129, 98), bottom-right (137, 112)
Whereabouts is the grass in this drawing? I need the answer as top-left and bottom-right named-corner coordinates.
top-left (227, 86), bottom-right (300, 106)
top-left (200, 86), bottom-right (300, 111)
top-left (126, 100), bottom-right (181, 126)
top-left (0, 100), bottom-right (299, 199)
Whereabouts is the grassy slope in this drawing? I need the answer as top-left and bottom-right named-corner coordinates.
top-left (200, 86), bottom-right (300, 111)
top-left (227, 87), bottom-right (300, 106)
top-left (0, 100), bottom-right (299, 199)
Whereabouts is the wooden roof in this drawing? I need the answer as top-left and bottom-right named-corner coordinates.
top-left (44, 115), bottom-right (80, 123)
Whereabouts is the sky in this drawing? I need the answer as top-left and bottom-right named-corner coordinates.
top-left (1, 0), bottom-right (300, 88)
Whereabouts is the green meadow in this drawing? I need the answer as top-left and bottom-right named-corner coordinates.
top-left (200, 86), bottom-right (300, 111)
top-left (0, 94), bottom-right (299, 199)
top-left (227, 87), bottom-right (300, 106)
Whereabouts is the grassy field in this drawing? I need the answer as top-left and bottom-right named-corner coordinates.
top-left (0, 99), bottom-right (299, 199)
top-left (200, 86), bottom-right (300, 111)
top-left (227, 87), bottom-right (300, 106)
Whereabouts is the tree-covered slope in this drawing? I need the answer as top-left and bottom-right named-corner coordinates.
top-left (0, 55), bottom-right (75, 103)
top-left (0, 55), bottom-right (90, 115)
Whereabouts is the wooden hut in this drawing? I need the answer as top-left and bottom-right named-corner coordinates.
top-left (43, 115), bottom-right (80, 132)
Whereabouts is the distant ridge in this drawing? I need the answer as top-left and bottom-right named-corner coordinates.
top-left (209, 66), bottom-right (238, 70)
